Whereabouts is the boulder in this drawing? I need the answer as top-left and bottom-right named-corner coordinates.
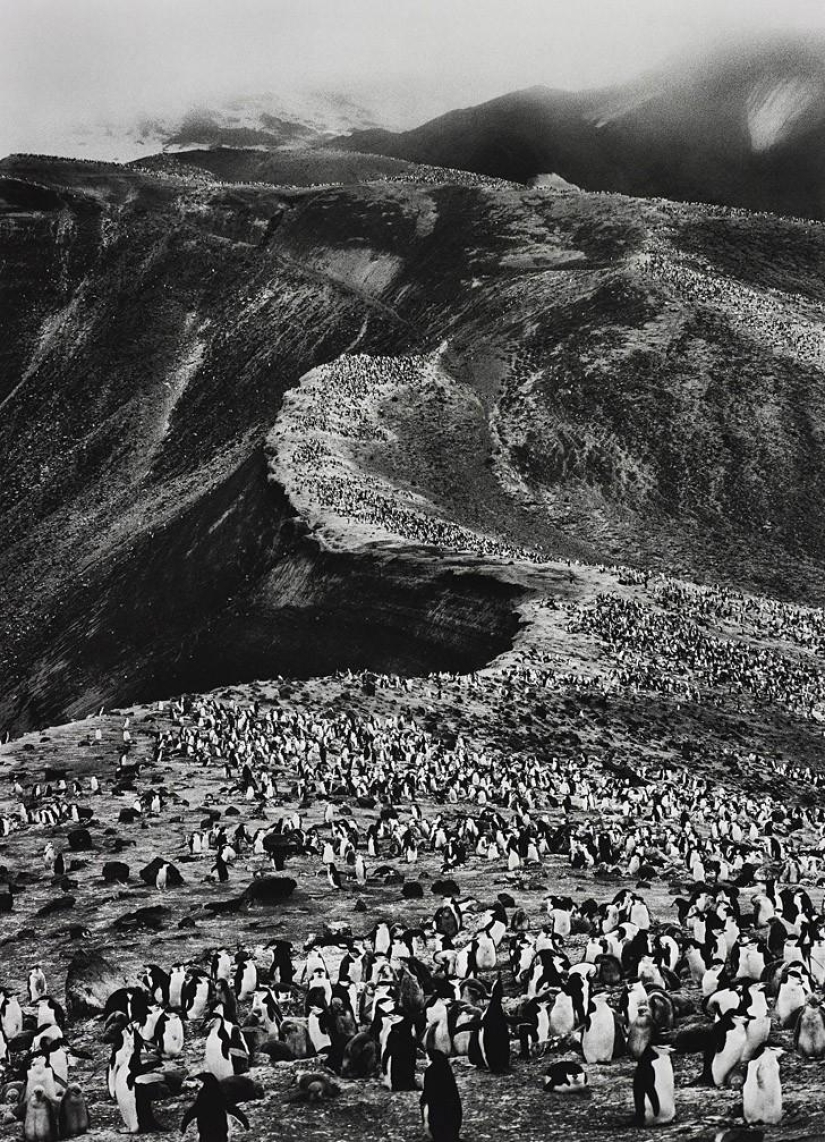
top-left (241, 877), bottom-right (297, 907)
top-left (139, 859), bottom-right (183, 887)
top-left (67, 829), bottom-right (94, 851)
top-left (65, 949), bottom-right (124, 1019)
top-left (102, 862), bottom-right (130, 884)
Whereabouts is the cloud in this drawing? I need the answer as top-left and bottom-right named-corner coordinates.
top-left (2, 0), bottom-right (824, 155)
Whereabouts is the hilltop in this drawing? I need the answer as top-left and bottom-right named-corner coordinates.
top-left (339, 38), bottom-right (825, 220)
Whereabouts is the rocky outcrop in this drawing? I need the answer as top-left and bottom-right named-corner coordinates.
top-left (65, 948), bottom-right (124, 1019)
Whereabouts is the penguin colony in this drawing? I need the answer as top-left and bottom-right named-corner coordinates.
top-left (1, 680), bottom-right (825, 1140)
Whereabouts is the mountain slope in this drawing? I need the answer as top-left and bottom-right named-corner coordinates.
top-left (339, 38), bottom-right (825, 220)
top-left (2, 153), bottom-right (825, 737)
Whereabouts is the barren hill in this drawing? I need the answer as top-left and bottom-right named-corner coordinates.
top-left (2, 152), bottom-right (825, 738)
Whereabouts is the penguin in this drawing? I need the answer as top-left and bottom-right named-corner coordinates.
top-left (581, 994), bottom-right (624, 1064)
top-left (627, 1006), bottom-right (656, 1060)
top-left (381, 1019), bottom-right (418, 1091)
top-left (543, 1061), bottom-right (589, 1094)
top-left (24, 1086), bottom-right (57, 1142)
top-left (283, 1071), bottom-right (341, 1103)
top-left (776, 968), bottom-right (811, 1028)
top-left (340, 1031), bottom-right (379, 1079)
top-left (794, 995), bottom-right (825, 1058)
top-left (468, 977), bottom-right (510, 1073)
top-left (0, 991), bottom-right (22, 1040)
top-left (180, 1072), bottom-right (249, 1142)
top-left (204, 1016), bottom-right (248, 1080)
top-left (251, 989), bottom-right (282, 1035)
top-left (25, 1054), bottom-right (59, 1104)
top-left (233, 955), bottom-right (257, 1002)
top-left (743, 1047), bottom-right (783, 1125)
top-left (182, 974), bottom-right (213, 1021)
top-left (28, 967), bottom-right (47, 1004)
top-left (421, 1051), bottom-right (462, 1142)
top-left (57, 1084), bottom-right (89, 1138)
top-left (168, 965), bottom-right (187, 1010)
top-left (306, 1004), bottom-right (333, 1058)
top-left (36, 998), bottom-right (64, 1029)
top-left (633, 1045), bottom-right (675, 1125)
top-left (114, 1032), bottom-right (166, 1134)
top-left (156, 1011), bottom-right (184, 1058)
top-left (708, 1014), bottom-right (747, 1088)
top-left (326, 864), bottom-right (343, 891)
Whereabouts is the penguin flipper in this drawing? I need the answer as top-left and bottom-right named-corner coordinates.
top-left (180, 1106), bottom-right (196, 1134)
top-left (228, 1105), bottom-right (249, 1130)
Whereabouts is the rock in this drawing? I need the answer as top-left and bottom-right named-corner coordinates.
top-left (67, 829), bottom-right (94, 851)
top-left (36, 896), bottom-right (75, 916)
top-left (242, 877), bottom-right (297, 907)
top-left (139, 859), bottom-right (183, 887)
top-left (102, 861), bottom-right (130, 884)
top-left (65, 948), bottom-right (124, 1020)
top-left (113, 905), bottom-right (171, 932)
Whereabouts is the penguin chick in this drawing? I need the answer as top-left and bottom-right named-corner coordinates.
top-left (283, 1072), bottom-right (341, 1103)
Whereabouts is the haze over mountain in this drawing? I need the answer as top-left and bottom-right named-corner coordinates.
top-left (341, 36), bottom-right (825, 220)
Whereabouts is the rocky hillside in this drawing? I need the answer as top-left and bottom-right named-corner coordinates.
top-left (2, 151), bottom-right (825, 738)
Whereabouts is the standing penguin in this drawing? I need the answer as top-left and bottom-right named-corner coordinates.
top-left (468, 977), bottom-right (510, 1073)
top-left (28, 967), bottom-right (47, 1004)
top-left (24, 1086), bottom-right (57, 1142)
top-left (113, 1032), bottom-right (166, 1134)
top-left (421, 1051), bottom-right (462, 1142)
top-left (382, 1019), bottom-right (418, 1091)
top-left (180, 1072), bottom-right (249, 1142)
top-left (794, 995), bottom-right (825, 1058)
top-left (633, 1045), bottom-right (676, 1125)
top-left (58, 1085), bottom-right (89, 1138)
top-left (582, 994), bottom-right (625, 1064)
top-left (709, 1014), bottom-right (747, 1088)
top-left (743, 1047), bottom-right (783, 1125)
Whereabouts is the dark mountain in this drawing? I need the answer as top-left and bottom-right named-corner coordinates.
top-left (338, 37), bottom-right (825, 219)
top-left (2, 151), bottom-right (825, 737)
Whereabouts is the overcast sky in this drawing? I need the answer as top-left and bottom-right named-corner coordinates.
top-left (3, 0), bottom-right (825, 156)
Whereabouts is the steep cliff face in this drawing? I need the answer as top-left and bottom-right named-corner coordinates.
top-left (3, 155), bottom-right (825, 736)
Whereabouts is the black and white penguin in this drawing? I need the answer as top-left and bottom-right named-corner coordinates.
top-left (114, 1031), bottom-right (166, 1134)
top-left (543, 1061), bottom-right (589, 1094)
top-left (180, 1072), bottom-right (250, 1142)
top-left (381, 1019), bottom-right (418, 1091)
top-left (182, 974), bottom-right (213, 1021)
top-left (707, 1013), bottom-right (747, 1088)
top-left (581, 994), bottom-right (624, 1064)
top-left (468, 977), bottom-right (510, 1073)
top-left (421, 1050), bottom-right (462, 1141)
top-left (155, 1011), bottom-right (184, 1058)
top-left (204, 1015), bottom-right (249, 1080)
top-left (633, 1045), bottom-right (675, 1124)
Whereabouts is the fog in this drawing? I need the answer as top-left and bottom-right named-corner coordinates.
top-left (2, 0), bottom-right (825, 158)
